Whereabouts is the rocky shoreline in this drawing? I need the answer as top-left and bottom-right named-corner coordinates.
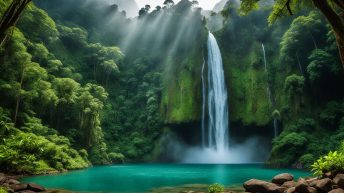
top-left (181, 172), bottom-right (344, 193)
top-left (0, 173), bottom-right (70, 193)
top-left (243, 172), bottom-right (344, 193)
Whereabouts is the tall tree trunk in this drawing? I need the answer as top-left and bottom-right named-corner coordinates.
top-left (312, 0), bottom-right (344, 68)
top-left (0, 0), bottom-right (31, 47)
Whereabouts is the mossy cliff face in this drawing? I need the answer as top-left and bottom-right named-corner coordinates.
top-left (213, 9), bottom-right (287, 127)
top-left (221, 43), bottom-right (271, 126)
top-left (160, 22), bottom-right (208, 124)
top-left (160, 9), bottom-right (287, 127)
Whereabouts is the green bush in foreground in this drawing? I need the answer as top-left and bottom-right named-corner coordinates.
top-left (0, 187), bottom-right (8, 193)
top-left (312, 142), bottom-right (344, 176)
top-left (208, 183), bottom-right (224, 193)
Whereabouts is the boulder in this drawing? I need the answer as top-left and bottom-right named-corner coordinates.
top-left (244, 179), bottom-right (286, 193)
top-left (296, 178), bottom-right (309, 193)
top-left (7, 188), bottom-right (14, 193)
top-left (2, 183), bottom-right (10, 188)
top-left (282, 181), bottom-right (296, 188)
top-left (324, 172), bottom-right (335, 179)
top-left (329, 189), bottom-right (344, 193)
top-left (307, 178), bottom-right (318, 186)
top-left (19, 191), bottom-right (36, 193)
top-left (315, 178), bottom-right (332, 192)
top-left (284, 187), bottom-right (296, 193)
top-left (0, 173), bottom-right (7, 185)
top-left (0, 176), bottom-right (6, 185)
top-left (10, 183), bottom-right (28, 192)
top-left (306, 187), bottom-right (318, 193)
top-left (273, 174), bottom-right (294, 185)
top-left (7, 179), bottom-right (20, 185)
top-left (334, 174), bottom-right (344, 188)
top-left (27, 183), bottom-right (45, 192)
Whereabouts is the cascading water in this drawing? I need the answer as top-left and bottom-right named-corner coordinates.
top-left (182, 33), bottom-right (267, 163)
top-left (262, 44), bottom-right (273, 106)
top-left (201, 58), bottom-right (206, 147)
top-left (202, 32), bottom-right (229, 152)
top-left (261, 44), bottom-right (277, 138)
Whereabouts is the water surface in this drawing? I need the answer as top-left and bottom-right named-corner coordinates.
top-left (22, 164), bottom-right (310, 193)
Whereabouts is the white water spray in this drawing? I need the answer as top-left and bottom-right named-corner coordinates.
top-left (201, 58), bottom-right (206, 147)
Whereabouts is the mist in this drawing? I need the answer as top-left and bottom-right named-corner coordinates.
top-left (159, 130), bottom-right (271, 163)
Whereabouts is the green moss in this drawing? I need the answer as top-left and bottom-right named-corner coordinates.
top-left (162, 68), bottom-right (199, 123)
top-left (32, 160), bottom-right (57, 174)
top-left (222, 43), bottom-right (271, 126)
top-left (161, 36), bottom-right (205, 123)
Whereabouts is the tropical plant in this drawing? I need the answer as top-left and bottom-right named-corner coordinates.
top-left (312, 142), bottom-right (344, 176)
top-left (208, 183), bottom-right (225, 193)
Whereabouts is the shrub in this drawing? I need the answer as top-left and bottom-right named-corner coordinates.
top-left (208, 183), bottom-right (224, 193)
top-left (312, 142), bottom-right (344, 176)
top-left (0, 187), bottom-right (8, 193)
top-left (108, 152), bottom-right (125, 163)
top-left (0, 128), bottom-right (89, 174)
top-left (298, 154), bottom-right (315, 169)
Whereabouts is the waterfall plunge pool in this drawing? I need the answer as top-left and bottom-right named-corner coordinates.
top-left (22, 164), bottom-right (310, 193)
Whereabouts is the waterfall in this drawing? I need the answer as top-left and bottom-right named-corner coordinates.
top-left (201, 58), bottom-right (206, 147)
top-left (261, 44), bottom-right (277, 138)
top-left (261, 44), bottom-right (273, 106)
top-left (183, 32), bottom-right (262, 163)
top-left (201, 32), bottom-right (229, 152)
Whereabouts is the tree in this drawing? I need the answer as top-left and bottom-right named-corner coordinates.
top-left (0, 0), bottom-right (32, 46)
top-left (163, 0), bottom-right (175, 8)
top-left (155, 6), bottom-right (162, 12)
top-left (86, 43), bottom-right (123, 84)
top-left (139, 5), bottom-right (151, 17)
top-left (284, 74), bottom-right (305, 111)
top-left (100, 60), bottom-right (119, 88)
top-left (307, 49), bottom-right (337, 83)
top-left (284, 74), bottom-right (305, 97)
top-left (280, 12), bottom-right (327, 74)
top-left (239, 0), bottom-right (344, 68)
top-left (145, 5), bottom-right (151, 12)
top-left (191, 1), bottom-right (199, 6)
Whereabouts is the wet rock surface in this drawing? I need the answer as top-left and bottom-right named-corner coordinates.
top-left (0, 173), bottom-right (50, 193)
top-left (241, 172), bottom-right (344, 193)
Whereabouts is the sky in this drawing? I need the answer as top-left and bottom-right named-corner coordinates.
top-left (136, 0), bottom-right (222, 10)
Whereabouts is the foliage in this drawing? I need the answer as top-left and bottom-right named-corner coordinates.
top-left (298, 154), bottom-right (315, 169)
top-left (269, 132), bottom-right (308, 166)
top-left (320, 102), bottom-right (344, 129)
top-left (307, 49), bottom-right (341, 89)
top-left (0, 187), bottom-right (7, 193)
top-left (284, 74), bottom-right (304, 97)
top-left (0, 128), bottom-right (89, 174)
top-left (312, 142), bottom-right (344, 176)
top-left (108, 152), bottom-right (125, 163)
top-left (208, 183), bottom-right (225, 193)
top-left (280, 12), bottom-right (327, 70)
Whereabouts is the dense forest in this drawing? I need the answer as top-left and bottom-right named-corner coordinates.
top-left (0, 0), bottom-right (344, 178)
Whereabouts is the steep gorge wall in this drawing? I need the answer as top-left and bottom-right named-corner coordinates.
top-left (160, 9), bottom-right (290, 129)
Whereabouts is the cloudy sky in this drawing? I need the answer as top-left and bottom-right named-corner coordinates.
top-left (136, 0), bottom-right (222, 10)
